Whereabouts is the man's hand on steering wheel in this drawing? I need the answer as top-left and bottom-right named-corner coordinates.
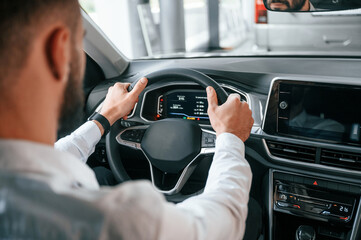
top-left (100, 78), bottom-right (148, 125)
top-left (207, 86), bottom-right (254, 142)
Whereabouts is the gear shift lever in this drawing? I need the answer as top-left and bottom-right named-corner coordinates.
top-left (296, 225), bottom-right (316, 240)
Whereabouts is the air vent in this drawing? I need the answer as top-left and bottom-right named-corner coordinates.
top-left (321, 149), bottom-right (361, 171)
top-left (266, 140), bottom-right (316, 163)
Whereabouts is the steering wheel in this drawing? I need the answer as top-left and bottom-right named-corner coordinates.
top-left (106, 68), bottom-right (228, 195)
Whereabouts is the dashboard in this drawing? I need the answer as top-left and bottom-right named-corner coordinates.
top-left (85, 57), bottom-right (361, 240)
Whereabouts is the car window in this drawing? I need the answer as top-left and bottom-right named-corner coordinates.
top-left (79, 0), bottom-right (361, 59)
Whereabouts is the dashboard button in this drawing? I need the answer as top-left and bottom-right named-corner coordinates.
top-left (279, 193), bottom-right (288, 201)
top-left (276, 201), bottom-right (290, 208)
top-left (292, 204), bottom-right (301, 209)
top-left (279, 101), bottom-right (288, 110)
top-left (321, 210), bottom-right (331, 216)
top-left (278, 184), bottom-right (285, 191)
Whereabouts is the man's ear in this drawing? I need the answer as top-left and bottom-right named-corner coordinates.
top-left (45, 26), bottom-right (71, 82)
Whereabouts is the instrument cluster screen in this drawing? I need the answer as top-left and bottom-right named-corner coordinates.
top-left (158, 90), bottom-right (209, 121)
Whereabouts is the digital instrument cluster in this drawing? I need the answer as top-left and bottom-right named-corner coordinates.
top-left (140, 85), bottom-right (248, 123)
top-left (157, 90), bottom-right (209, 122)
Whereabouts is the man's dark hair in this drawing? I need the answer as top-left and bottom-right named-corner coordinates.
top-left (0, 0), bottom-right (80, 94)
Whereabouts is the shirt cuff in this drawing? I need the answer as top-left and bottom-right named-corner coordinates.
top-left (75, 121), bottom-right (102, 147)
top-left (215, 132), bottom-right (245, 158)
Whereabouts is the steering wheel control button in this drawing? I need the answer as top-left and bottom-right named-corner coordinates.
top-left (116, 126), bottom-right (149, 150)
top-left (121, 129), bottom-right (146, 143)
top-left (201, 132), bottom-right (216, 148)
top-left (120, 120), bottom-right (141, 128)
top-left (121, 120), bottom-right (132, 128)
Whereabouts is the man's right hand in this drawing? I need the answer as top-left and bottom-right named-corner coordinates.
top-left (207, 86), bottom-right (254, 142)
top-left (100, 78), bottom-right (148, 126)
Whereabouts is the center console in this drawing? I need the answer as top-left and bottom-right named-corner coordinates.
top-left (263, 79), bottom-right (361, 240)
top-left (271, 170), bottom-right (360, 240)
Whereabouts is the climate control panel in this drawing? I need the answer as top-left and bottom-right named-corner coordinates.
top-left (273, 172), bottom-right (359, 224)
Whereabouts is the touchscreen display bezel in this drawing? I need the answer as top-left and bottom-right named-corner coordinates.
top-left (264, 80), bottom-right (361, 147)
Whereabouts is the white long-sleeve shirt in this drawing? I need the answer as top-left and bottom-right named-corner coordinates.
top-left (55, 121), bottom-right (102, 163)
top-left (0, 121), bottom-right (252, 240)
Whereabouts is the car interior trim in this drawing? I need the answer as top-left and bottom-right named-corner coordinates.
top-left (350, 198), bottom-right (361, 240)
top-left (268, 169), bottom-right (274, 240)
top-left (82, 9), bottom-right (129, 78)
top-left (259, 131), bottom-right (361, 154)
top-left (262, 139), bottom-right (361, 177)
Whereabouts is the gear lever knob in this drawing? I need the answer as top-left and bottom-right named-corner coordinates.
top-left (295, 225), bottom-right (316, 240)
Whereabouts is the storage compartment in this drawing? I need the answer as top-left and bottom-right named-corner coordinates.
top-left (274, 212), bottom-right (351, 240)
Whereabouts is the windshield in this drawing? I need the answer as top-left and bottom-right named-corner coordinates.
top-left (80, 0), bottom-right (361, 59)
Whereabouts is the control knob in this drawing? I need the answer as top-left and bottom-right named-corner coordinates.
top-left (279, 101), bottom-right (288, 110)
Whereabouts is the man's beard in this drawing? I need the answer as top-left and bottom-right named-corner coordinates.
top-left (57, 56), bottom-right (84, 138)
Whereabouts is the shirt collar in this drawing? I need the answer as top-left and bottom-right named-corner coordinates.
top-left (0, 139), bottom-right (99, 192)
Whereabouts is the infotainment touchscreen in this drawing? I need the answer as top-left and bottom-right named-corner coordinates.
top-left (163, 90), bottom-right (209, 121)
top-left (277, 82), bottom-right (361, 146)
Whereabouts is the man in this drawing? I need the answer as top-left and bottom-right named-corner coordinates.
top-left (267, 0), bottom-right (315, 11)
top-left (0, 1), bottom-right (254, 239)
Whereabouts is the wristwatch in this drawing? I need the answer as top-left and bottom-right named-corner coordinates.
top-left (88, 112), bottom-right (111, 134)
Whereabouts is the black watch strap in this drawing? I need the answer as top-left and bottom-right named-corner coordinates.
top-left (88, 112), bottom-right (111, 134)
